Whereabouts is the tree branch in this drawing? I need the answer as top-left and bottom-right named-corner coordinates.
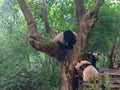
top-left (18, 0), bottom-right (65, 60)
top-left (90, 0), bottom-right (104, 17)
top-left (74, 0), bottom-right (86, 22)
top-left (17, 0), bottom-right (41, 36)
top-left (40, 0), bottom-right (57, 38)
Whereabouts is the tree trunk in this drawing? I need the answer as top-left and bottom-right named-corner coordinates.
top-left (108, 39), bottom-right (117, 68)
top-left (18, 0), bottom-right (104, 90)
top-left (60, 60), bottom-right (73, 90)
top-left (59, 50), bottom-right (74, 90)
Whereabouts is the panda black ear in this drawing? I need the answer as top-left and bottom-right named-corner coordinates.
top-left (97, 53), bottom-right (100, 55)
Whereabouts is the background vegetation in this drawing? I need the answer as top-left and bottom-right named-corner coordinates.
top-left (0, 0), bottom-right (120, 90)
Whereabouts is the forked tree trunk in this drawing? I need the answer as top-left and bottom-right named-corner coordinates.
top-left (108, 39), bottom-right (117, 68)
top-left (18, 0), bottom-right (104, 90)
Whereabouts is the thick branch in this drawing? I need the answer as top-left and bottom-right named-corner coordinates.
top-left (18, 0), bottom-right (40, 35)
top-left (29, 36), bottom-right (66, 60)
top-left (41, 0), bottom-right (57, 38)
top-left (90, 0), bottom-right (104, 17)
top-left (18, 0), bottom-right (65, 60)
top-left (74, 0), bottom-right (86, 22)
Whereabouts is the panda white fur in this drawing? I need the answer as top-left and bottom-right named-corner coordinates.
top-left (75, 60), bottom-right (98, 81)
top-left (52, 30), bottom-right (77, 50)
top-left (92, 53), bottom-right (100, 61)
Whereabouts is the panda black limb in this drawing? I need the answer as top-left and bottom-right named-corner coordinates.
top-left (63, 30), bottom-right (76, 49)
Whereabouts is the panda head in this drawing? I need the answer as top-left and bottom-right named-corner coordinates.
top-left (92, 53), bottom-right (100, 61)
top-left (84, 52), bottom-right (100, 68)
top-left (84, 52), bottom-right (100, 61)
top-left (52, 30), bottom-right (77, 50)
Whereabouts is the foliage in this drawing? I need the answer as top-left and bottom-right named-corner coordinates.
top-left (0, 0), bottom-right (120, 89)
top-left (0, 57), bottom-right (60, 90)
top-left (89, 1), bottom-right (120, 53)
top-left (88, 1), bottom-right (120, 68)
top-left (0, 0), bottom-right (60, 89)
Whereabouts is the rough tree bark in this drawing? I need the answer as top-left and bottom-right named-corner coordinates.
top-left (18, 0), bottom-right (104, 90)
top-left (107, 38), bottom-right (117, 68)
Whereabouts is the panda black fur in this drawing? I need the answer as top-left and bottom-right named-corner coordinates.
top-left (84, 52), bottom-right (100, 68)
top-left (74, 60), bottom-right (99, 90)
top-left (52, 30), bottom-right (77, 50)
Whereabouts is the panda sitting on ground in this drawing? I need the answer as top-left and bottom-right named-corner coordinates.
top-left (52, 30), bottom-right (77, 50)
top-left (73, 60), bottom-right (99, 90)
top-left (75, 60), bottom-right (98, 81)
top-left (73, 52), bottom-right (100, 90)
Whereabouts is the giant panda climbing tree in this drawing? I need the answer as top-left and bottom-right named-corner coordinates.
top-left (18, 0), bottom-right (104, 90)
